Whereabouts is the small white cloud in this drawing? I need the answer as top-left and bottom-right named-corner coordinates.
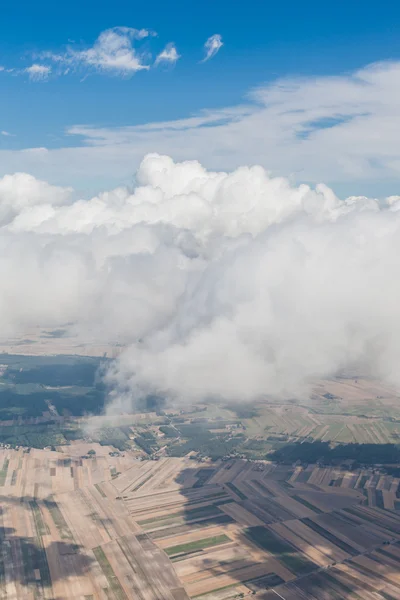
top-left (0, 66), bottom-right (4, 72)
top-left (1, 131), bottom-right (14, 137)
top-left (155, 43), bottom-right (180, 66)
top-left (67, 27), bottom-right (153, 76)
top-left (25, 64), bottom-right (51, 81)
top-left (201, 34), bottom-right (223, 62)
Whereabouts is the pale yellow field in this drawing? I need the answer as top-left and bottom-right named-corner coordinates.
top-left (0, 447), bottom-right (399, 598)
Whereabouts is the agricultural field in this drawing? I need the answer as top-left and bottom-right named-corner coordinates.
top-left (1, 446), bottom-right (400, 599)
top-left (1, 355), bottom-right (400, 462)
top-left (1, 358), bottom-right (400, 597)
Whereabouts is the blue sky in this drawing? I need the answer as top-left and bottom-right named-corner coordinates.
top-left (1, 0), bottom-right (400, 196)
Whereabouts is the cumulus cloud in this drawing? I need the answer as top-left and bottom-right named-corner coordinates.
top-left (155, 43), bottom-right (180, 66)
top-left (2, 154), bottom-right (400, 414)
top-left (25, 64), bottom-right (51, 81)
top-left (201, 34), bottom-right (223, 62)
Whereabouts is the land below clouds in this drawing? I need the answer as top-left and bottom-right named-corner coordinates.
top-left (1, 350), bottom-right (400, 470)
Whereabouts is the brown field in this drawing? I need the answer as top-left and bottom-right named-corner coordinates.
top-left (0, 326), bottom-right (123, 357)
top-left (0, 446), bottom-right (400, 598)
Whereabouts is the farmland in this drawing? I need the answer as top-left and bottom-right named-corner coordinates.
top-left (1, 357), bottom-right (400, 597)
top-left (1, 355), bottom-right (400, 461)
top-left (0, 446), bottom-right (400, 598)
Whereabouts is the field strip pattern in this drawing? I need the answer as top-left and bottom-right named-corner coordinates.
top-left (0, 447), bottom-right (400, 597)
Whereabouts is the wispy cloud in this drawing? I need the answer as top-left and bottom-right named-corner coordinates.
top-left (40, 27), bottom-right (155, 78)
top-left (0, 60), bottom-right (400, 195)
top-left (65, 27), bottom-right (154, 76)
top-left (155, 43), bottom-right (180, 67)
top-left (25, 64), bottom-right (51, 81)
top-left (201, 34), bottom-right (223, 62)
top-left (0, 27), bottom-right (226, 80)
top-left (1, 131), bottom-right (14, 137)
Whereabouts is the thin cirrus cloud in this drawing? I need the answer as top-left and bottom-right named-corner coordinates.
top-left (25, 64), bottom-right (52, 81)
top-left (201, 34), bottom-right (223, 62)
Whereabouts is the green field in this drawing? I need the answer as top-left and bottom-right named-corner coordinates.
top-left (44, 496), bottom-right (74, 540)
top-left (0, 458), bottom-right (9, 486)
top-left (93, 546), bottom-right (128, 600)
top-left (165, 534), bottom-right (231, 556)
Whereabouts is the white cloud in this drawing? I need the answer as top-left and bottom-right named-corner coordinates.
top-left (155, 43), bottom-right (180, 66)
top-left (2, 155), bottom-right (400, 414)
top-left (1, 60), bottom-right (400, 195)
top-left (1, 131), bottom-right (13, 137)
top-left (2, 27), bottom-right (218, 79)
top-left (201, 34), bottom-right (223, 62)
top-left (25, 64), bottom-right (51, 81)
top-left (0, 172), bottom-right (71, 224)
top-left (70, 27), bottom-right (153, 75)
top-left (42, 27), bottom-right (154, 77)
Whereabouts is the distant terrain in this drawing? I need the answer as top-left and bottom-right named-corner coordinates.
top-left (1, 354), bottom-right (400, 466)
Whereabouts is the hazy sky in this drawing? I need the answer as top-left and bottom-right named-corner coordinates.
top-left (1, 0), bottom-right (400, 197)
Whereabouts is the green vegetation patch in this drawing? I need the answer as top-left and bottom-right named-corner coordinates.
top-left (0, 423), bottom-right (67, 449)
top-left (94, 483), bottom-right (107, 498)
top-left (93, 546), bottom-right (129, 600)
top-left (165, 534), bottom-right (231, 556)
top-left (0, 458), bottom-right (9, 486)
top-left (166, 426), bottom-right (244, 460)
top-left (138, 504), bottom-right (225, 528)
top-left (44, 496), bottom-right (74, 540)
top-left (149, 515), bottom-right (234, 540)
top-left (132, 473), bottom-right (154, 491)
top-left (292, 495), bottom-right (323, 514)
top-left (244, 526), bottom-right (317, 575)
top-left (30, 500), bottom-right (50, 536)
top-left (134, 434), bottom-right (158, 455)
top-left (271, 441), bottom-right (400, 465)
top-left (226, 481), bottom-right (247, 500)
top-left (159, 425), bottom-right (178, 437)
top-left (0, 354), bottom-right (106, 420)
